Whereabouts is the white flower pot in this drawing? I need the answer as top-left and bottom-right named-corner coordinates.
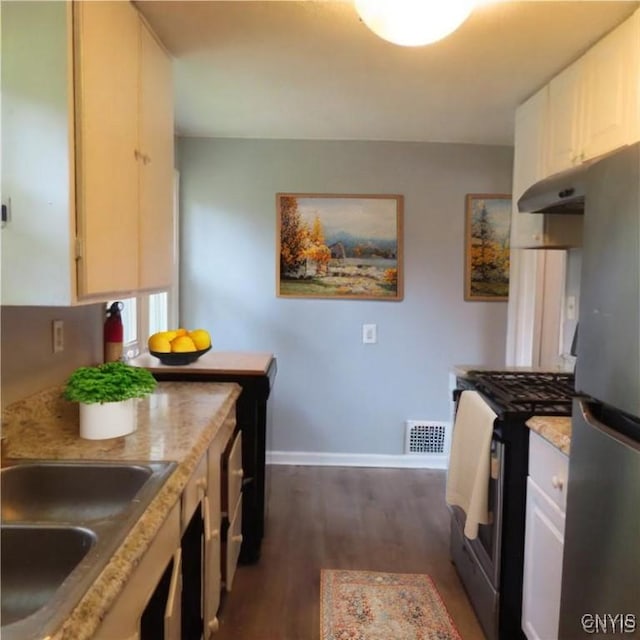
top-left (79, 398), bottom-right (137, 440)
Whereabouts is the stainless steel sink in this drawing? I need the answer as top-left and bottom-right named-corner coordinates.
top-left (0, 459), bottom-right (176, 640)
top-left (1, 525), bottom-right (96, 626)
top-left (1, 462), bottom-right (155, 522)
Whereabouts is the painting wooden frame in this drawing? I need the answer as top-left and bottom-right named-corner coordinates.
top-left (277, 193), bottom-right (403, 300)
top-left (464, 193), bottom-right (512, 301)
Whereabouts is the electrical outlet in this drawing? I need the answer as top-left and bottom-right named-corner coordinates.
top-left (362, 323), bottom-right (377, 344)
top-left (52, 320), bottom-right (64, 353)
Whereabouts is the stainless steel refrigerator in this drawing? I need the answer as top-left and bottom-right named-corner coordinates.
top-left (559, 142), bottom-right (640, 639)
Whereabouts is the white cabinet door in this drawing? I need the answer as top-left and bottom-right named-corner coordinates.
top-left (546, 58), bottom-right (584, 176)
top-left (511, 87), bottom-right (548, 248)
top-left (94, 502), bottom-right (181, 640)
top-left (582, 11), bottom-right (639, 161)
top-left (203, 496), bottom-right (221, 639)
top-left (225, 495), bottom-right (243, 592)
top-left (203, 415), bottom-right (236, 636)
top-left (511, 88), bottom-right (582, 250)
top-left (139, 22), bottom-right (175, 291)
top-left (0, 1), bottom-right (76, 305)
top-left (522, 473), bottom-right (566, 640)
top-left (74, 0), bottom-right (140, 297)
top-left (547, 11), bottom-right (639, 177)
top-left (513, 86), bottom-right (549, 200)
top-left (1, 0), bottom-right (174, 305)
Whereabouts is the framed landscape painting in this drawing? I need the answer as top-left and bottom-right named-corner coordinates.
top-left (277, 193), bottom-right (403, 300)
top-left (464, 193), bottom-right (512, 301)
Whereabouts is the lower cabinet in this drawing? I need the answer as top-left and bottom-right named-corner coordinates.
top-left (94, 406), bottom-right (241, 639)
top-left (522, 432), bottom-right (568, 640)
top-left (94, 502), bottom-right (182, 640)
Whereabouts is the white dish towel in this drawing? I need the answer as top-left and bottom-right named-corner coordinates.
top-left (446, 390), bottom-right (497, 540)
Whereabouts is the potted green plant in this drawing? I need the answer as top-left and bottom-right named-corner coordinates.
top-left (64, 361), bottom-right (157, 440)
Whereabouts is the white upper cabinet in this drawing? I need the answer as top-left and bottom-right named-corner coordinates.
top-left (547, 11), bottom-right (639, 176)
top-left (74, 1), bottom-right (141, 297)
top-left (139, 20), bottom-right (175, 292)
top-left (511, 87), bottom-right (582, 249)
top-left (75, 2), bottom-right (175, 299)
top-left (1, 1), bottom-right (77, 306)
top-left (546, 58), bottom-right (584, 175)
top-left (513, 87), bottom-right (549, 201)
top-left (0, 0), bottom-right (174, 306)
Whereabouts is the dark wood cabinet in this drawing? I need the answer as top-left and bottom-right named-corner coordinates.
top-left (144, 353), bottom-right (277, 564)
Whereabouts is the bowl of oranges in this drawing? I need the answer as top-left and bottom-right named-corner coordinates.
top-left (148, 328), bottom-right (212, 365)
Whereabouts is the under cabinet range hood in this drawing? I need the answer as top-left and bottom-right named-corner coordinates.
top-left (518, 164), bottom-right (587, 214)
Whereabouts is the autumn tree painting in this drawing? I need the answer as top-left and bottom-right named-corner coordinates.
top-left (277, 194), bottom-right (403, 300)
top-left (465, 194), bottom-right (511, 301)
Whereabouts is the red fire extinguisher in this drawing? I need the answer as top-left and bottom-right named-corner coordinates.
top-left (104, 301), bottom-right (124, 363)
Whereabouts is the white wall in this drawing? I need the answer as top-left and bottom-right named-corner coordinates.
top-left (563, 248), bottom-right (582, 356)
top-left (177, 138), bottom-right (513, 456)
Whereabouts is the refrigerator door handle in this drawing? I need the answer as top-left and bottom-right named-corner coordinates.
top-left (578, 400), bottom-right (640, 453)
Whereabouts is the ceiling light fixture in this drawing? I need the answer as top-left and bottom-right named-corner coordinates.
top-left (354, 0), bottom-right (476, 47)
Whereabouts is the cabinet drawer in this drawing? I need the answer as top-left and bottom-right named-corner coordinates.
top-left (182, 453), bottom-right (207, 531)
top-left (528, 431), bottom-right (569, 512)
top-left (224, 495), bottom-right (243, 592)
top-left (203, 495), bottom-right (221, 639)
top-left (227, 430), bottom-right (243, 514)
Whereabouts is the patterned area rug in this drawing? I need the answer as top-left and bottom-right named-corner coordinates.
top-left (320, 569), bottom-right (463, 640)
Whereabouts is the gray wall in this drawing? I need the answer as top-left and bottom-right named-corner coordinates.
top-left (177, 138), bottom-right (513, 455)
top-left (1, 304), bottom-right (103, 407)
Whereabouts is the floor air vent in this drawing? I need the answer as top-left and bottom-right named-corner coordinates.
top-left (404, 420), bottom-right (450, 455)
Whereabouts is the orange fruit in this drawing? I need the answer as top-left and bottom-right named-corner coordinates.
top-left (171, 335), bottom-right (197, 353)
top-left (175, 328), bottom-right (188, 337)
top-left (148, 332), bottom-right (171, 353)
top-left (188, 329), bottom-right (211, 350)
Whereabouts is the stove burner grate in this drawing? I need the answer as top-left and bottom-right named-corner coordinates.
top-left (468, 371), bottom-right (575, 416)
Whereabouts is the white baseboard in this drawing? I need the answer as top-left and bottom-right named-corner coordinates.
top-left (266, 450), bottom-right (449, 470)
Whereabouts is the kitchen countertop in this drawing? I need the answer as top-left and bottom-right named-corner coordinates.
top-left (130, 350), bottom-right (274, 376)
top-left (1, 380), bottom-right (241, 640)
top-left (525, 416), bottom-right (572, 455)
top-left (452, 363), bottom-right (574, 377)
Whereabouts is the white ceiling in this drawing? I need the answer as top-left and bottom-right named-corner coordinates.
top-left (136, 0), bottom-right (640, 146)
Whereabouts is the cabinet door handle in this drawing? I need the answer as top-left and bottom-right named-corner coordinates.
top-left (551, 475), bottom-right (564, 491)
top-left (197, 477), bottom-right (207, 490)
top-left (231, 468), bottom-right (244, 478)
top-left (231, 534), bottom-right (243, 544)
top-left (211, 528), bottom-right (220, 540)
top-left (208, 617), bottom-right (220, 633)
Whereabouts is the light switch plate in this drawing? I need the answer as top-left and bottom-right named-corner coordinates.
top-left (362, 324), bottom-right (377, 344)
top-left (53, 319), bottom-right (64, 353)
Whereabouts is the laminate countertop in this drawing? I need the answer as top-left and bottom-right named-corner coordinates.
top-left (525, 416), bottom-right (572, 455)
top-left (130, 350), bottom-right (274, 376)
top-left (1, 380), bottom-right (241, 640)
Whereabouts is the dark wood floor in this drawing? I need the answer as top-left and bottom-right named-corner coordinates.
top-left (214, 465), bottom-right (486, 640)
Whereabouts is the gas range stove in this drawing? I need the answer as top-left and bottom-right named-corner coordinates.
top-left (462, 370), bottom-right (575, 417)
